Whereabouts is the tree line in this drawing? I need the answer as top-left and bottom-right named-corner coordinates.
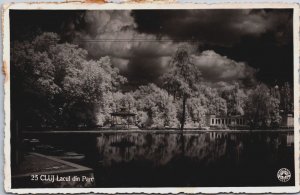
top-left (11, 33), bottom-right (294, 130)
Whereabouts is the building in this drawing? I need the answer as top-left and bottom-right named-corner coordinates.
top-left (205, 114), bottom-right (247, 129)
top-left (110, 107), bottom-right (137, 129)
top-left (281, 114), bottom-right (294, 128)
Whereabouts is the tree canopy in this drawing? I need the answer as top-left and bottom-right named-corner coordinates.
top-left (12, 32), bottom-right (126, 127)
top-left (12, 32), bottom-right (293, 130)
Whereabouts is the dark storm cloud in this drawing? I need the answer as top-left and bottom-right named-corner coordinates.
top-left (132, 9), bottom-right (292, 46)
top-left (69, 10), bottom-right (258, 87)
top-left (131, 9), bottom-right (293, 85)
top-left (210, 33), bottom-right (293, 86)
top-left (10, 9), bottom-right (293, 86)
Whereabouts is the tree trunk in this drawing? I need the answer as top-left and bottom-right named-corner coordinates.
top-left (180, 94), bottom-right (187, 158)
top-left (180, 94), bottom-right (187, 131)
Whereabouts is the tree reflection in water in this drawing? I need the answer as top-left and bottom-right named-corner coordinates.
top-left (94, 132), bottom-right (294, 187)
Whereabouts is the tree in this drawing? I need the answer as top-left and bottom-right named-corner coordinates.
top-left (220, 84), bottom-right (246, 116)
top-left (134, 84), bottom-right (179, 128)
top-left (186, 97), bottom-right (207, 128)
top-left (195, 84), bottom-right (227, 116)
top-left (62, 57), bottom-right (126, 126)
top-left (114, 92), bottom-right (136, 111)
top-left (160, 47), bottom-right (202, 130)
top-left (12, 33), bottom-right (63, 127)
top-left (12, 32), bottom-right (126, 128)
top-left (245, 84), bottom-right (281, 129)
top-left (280, 82), bottom-right (293, 114)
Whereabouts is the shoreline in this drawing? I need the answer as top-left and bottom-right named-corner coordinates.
top-left (23, 129), bottom-right (295, 134)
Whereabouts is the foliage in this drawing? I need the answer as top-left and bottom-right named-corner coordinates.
top-left (134, 84), bottom-right (179, 128)
top-left (12, 33), bottom-right (293, 130)
top-left (279, 82), bottom-right (293, 114)
top-left (244, 84), bottom-right (281, 129)
top-left (186, 97), bottom-right (207, 128)
top-left (220, 84), bottom-right (247, 116)
top-left (160, 47), bottom-right (202, 98)
top-left (160, 47), bottom-right (202, 129)
top-left (12, 32), bottom-right (126, 127)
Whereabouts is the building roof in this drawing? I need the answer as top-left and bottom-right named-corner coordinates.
top-left (206, 114), bottom-right (245, 118)
top-left (110, 111), bottom-right (136, 116)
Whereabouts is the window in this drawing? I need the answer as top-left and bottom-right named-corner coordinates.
top-left (212, 119), bottom-right (214, 125)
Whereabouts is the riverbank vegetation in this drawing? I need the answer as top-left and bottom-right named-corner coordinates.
top-left (12, 33), bottom-right (294, 130)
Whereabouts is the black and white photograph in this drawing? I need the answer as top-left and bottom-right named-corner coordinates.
top-left (4, 3), bottom-right (299, 193)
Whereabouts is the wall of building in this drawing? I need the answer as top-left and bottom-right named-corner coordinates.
top-left (281, 114), bottom-right (294, 128)
top-left (206, 115), bottom-right (247, 128)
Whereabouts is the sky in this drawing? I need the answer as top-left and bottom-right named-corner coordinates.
top-left (10, 9), bottom-right (294, 88)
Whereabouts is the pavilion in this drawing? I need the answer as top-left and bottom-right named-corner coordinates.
top-left (110, 107), bottom-right (137, 129)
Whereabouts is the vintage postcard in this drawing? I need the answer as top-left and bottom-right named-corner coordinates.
top-left (3, 2), bottom-right (300, 194)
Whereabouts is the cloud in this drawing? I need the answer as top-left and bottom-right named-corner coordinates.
top-left (191, 50), bottom-right (256, 83)
top-left (72, 10), bottom-right (257, 87)
top-left (10, 9), bottom-right (292, 85)
top-left (83, 10), bottom-right (136, 36)
top-left (73, 11), bottom-right (180, 81)
top-left (132, 9), bottom-right (292, 46)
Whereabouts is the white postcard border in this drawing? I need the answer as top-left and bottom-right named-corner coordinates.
top-left (3, 2), bottom-right (300, 194)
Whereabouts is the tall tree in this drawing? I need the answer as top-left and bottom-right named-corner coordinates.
top-left (160, 47), bottom-right (202, 130)
top-left (245, 84), bottom-right (281, 129)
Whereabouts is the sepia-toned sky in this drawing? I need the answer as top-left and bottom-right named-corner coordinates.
top-left (10, 9), bottom-right (293, 88)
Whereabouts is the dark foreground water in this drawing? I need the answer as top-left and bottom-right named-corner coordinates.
top-left (24, 131), bottom-right (295, 187)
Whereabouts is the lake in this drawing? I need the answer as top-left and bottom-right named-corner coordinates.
top-left (24, 130), bottom-right (295, 187)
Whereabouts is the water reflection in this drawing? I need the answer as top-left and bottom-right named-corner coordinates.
top-left (94, 131), bottom-right (294, 187)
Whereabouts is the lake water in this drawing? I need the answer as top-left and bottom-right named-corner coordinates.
top-left (27, 131), bottom-right (295, 187)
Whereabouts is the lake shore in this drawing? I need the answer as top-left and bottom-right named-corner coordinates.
top-left (23, 129), bottom-right (294, 134)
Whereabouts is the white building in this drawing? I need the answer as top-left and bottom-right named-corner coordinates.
top-left (205, 114), bottom-right (247, 128)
